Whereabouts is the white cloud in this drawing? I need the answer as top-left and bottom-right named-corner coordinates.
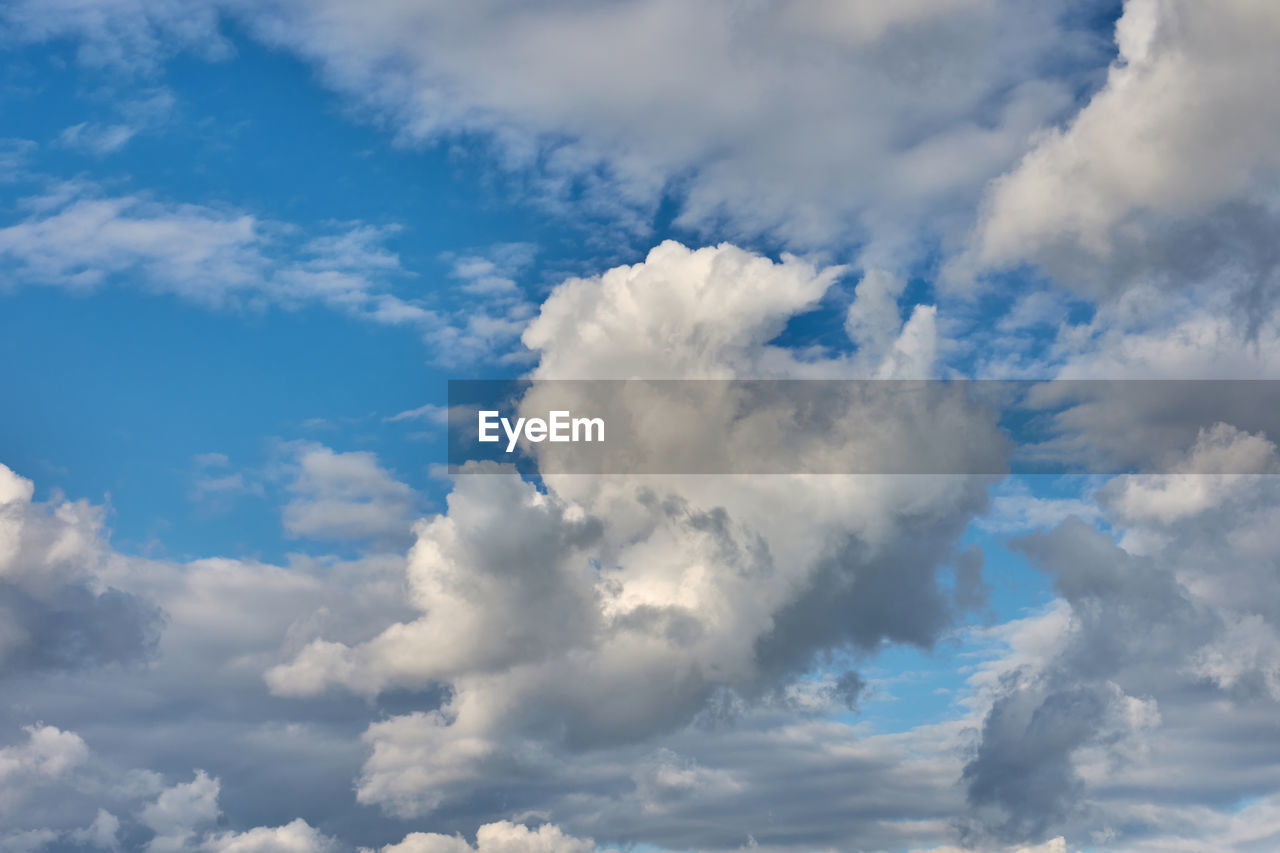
top-left (268, 242), bottom-right (998, 821)
top-left (0, 0), bottom-right (229, 73)
top-left (373, 821), bottom-right (602, 853)
top-left (202, 818), bottom-right (338, 853)
top-left (967, 0), bottom-right (1280, 295)
top-left (239, 0), bottom-right (1099, 254)
top-left (978, 482), bottom-right (1103, 534)
top-left (59, 122), bottom-right (138, 154)
top-left (280, 443), bottom-right (418, 544)
top-left (0, 724), bottom-right (342, 853)
top-left (0, 462), bottom-right (163, 673)
top-left (141, 770), bottom-right (221, 853)
top-left (1101, 423), bottom-right (1280, 524)
top-left (5, 0), bottom-right (1108, 257)
top-left (0, 725), bottom-right (89, 794)
top-left (69, 809), bottom-right (121, 850)
top-left (0, 182), bottom-right (529, 363)
top-left (384, 405), bottom-right (448, 426)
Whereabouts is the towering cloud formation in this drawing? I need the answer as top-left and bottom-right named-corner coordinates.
top-left (267, 242), bottom-right (994, 820)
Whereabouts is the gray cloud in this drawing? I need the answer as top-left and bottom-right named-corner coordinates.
top-left (962, 429), bottom-right (1280, 848)
top-left (0, 464), bottom-right (163, 677)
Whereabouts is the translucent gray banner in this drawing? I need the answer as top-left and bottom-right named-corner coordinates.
top-left (446, 380), bottom-right (1280, 475)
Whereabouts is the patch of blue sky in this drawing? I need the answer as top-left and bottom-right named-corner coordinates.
top-left (0, 32), bottom-right (656, 561)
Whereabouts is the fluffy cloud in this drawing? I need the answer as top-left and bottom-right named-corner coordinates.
top-left (142, 770), bottom-right (221, 853)
top-left (0, 456), bottom-right (425, 851)
top-left (203, 818), bottom-right (339, 853)
top-left (372, 821), bottom-right (603, 853)
top-left (280, 443), bottom-right (419, 545)
top-left (0, 463), bottom-right (162, 675)
top-left (0, 727), bottom-right (341, 853)
top-left (3, 0), bottom-right (1112, 257)
top-left (268, 243), bottom-right (998, 827)
top-left (0, 725), bottom-right (89, 808)
top-left (967, 0), bottom-right (1280, 301)
top-left (240, 0), bottom-right (1106, 254)
top-left (959, 426), bottom-right (1280, 847)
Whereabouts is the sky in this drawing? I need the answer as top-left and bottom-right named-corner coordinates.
top-left (3, 1), bottom-right (1280, 851)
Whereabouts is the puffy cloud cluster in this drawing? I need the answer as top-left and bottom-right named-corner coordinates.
top-left (0, 717), bottom-right (611, 853)
top-left (0, 463), bottom-right (162, 675)
top-left (956, 0), bottom-right (1280, 336)
top-left (267, 243), bottom-right (997, 822)
top-left (369, 821), bottom-right (603, 853)
top-left (0, 725), bottom-right (89, 807)
top-left (4, 0), bottom-right (1112, 257)
top-left (960, 426), bottom-right (1280, 847)
top-left (0, 728), bottom-right (342, 853)
top-left (976, 0), bottom-right (1280, 268)
top-left (8, 0), bottom-right (1280, 849)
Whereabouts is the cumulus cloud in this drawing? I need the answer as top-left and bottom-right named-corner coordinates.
top-left (0, 725), bottom-right (89, 792)
top-left (7, 2), bottom-right (1280, 848)
top-left (963, 0), bottom-right (1280, 309)
top-left (958, 424), bottom-right (1280, 848)
top-left (371, 821), bottom-right (604, 853)
top-left (141, 770), bottom-right (221, 853)
top-left (0, 723), bottom-right (342, 853)
top-left (0, 462), bottom-right (163, 675)
top-left (202, 817), bottom-right (339, 853)
top-left (267, 243), bottom-right (998, 824)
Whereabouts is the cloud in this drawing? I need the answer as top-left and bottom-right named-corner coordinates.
top-left (237, 0), bottom-right (1105, 254)
top-left (279, 443), bottom-right (418, 545)
top-left (57, 88), bottom-right (177, 155)
top-left (267, 243), bottom-right (999, 824)
top-left (372, 821), bottom-right (604, 853)
top-left (384, 405), bottom-right (449, 426)
top-left (0, 0), bottom-right (229, 73)
top-left (0, 459), bottom-right (424, 849)
top-left (203, 817), bottom-right (339, 853)
top-left (141, 770), bottom-right (221, 853)
top-left (58, 122), bottom-right (138, 154)
top-left (0, 182), bottom-right (531, 363)
top-left (0, 724), bottom-right (89, 789)
top-left (69, 809), bottom-right (121, 850)
top-left (958, 426), bottom-right (1280, 847)
top-left (0, 721), bottom-right (343, 853)
top-left (430, 243), bottom-right (540, 364)
top-left (964, 0), bottom-right (1280, 303)
top-left (0, 184), bottom-right (399, 308)
top-left (0, 462), bottom-right (163, 676)
top-left (4, 0), bottom-right (1110, 257)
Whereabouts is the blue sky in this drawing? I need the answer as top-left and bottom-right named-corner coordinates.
top-left (4, 2), bottom-right (1280, 852)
